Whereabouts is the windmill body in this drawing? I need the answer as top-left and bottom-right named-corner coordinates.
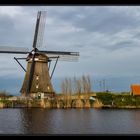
top-left (20, 52), bottom-right (55, 99)
top-left (0, 11), bottom-right (79, 99)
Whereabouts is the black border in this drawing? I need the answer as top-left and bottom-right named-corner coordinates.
top-left (0, 0), bottom-right (140, 137)
top-left (0, 0), bottom-right (140, 5)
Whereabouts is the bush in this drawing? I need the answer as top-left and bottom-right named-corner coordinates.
top-left (96, 92), bottom-right (113, 105)
top-left (96, 92), bottom-right (140, 107)
top-left (0, 91), bottom-right (13, 98)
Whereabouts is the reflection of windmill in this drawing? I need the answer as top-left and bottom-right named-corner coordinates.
top-left (0, 11), bottom-right (79, 99)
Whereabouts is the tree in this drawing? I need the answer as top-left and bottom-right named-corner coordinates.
top-left (82, 75), bottom-right (92, 99)
top-left (73, 77), bottom-right (82, 99)
top-left (60, 77), bottom-right (72, 108)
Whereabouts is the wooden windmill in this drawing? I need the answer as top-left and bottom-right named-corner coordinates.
top-left (0, 11), bottom-right (79, 99)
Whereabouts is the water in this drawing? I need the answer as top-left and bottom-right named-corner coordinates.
top-left (0, 108), bottom-right (140, 134)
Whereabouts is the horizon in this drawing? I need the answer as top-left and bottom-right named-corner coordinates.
top-left (0, 75), bottom-right (139, 96)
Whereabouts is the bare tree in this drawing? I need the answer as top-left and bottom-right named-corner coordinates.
top-left (61, 78), bottom-right (72, 108)
top-left (73, 77), bottom-right (82, 99)
top-left (82, 75), bottom-right (87, 93)
top-left (87, 75), bottom-right (91, 93)
top-left (60, 75), bottom-right (92, 108)
top-left (61, 80), bottom-right (66, 107)
top-left (61, 81), bottom-right (65, 95)
top-left (82, 75), bottom-right (92, 99)
top-left (68, 78), bottom-right (72, 105)
top-left (68, 78), bottom-right (72, 95)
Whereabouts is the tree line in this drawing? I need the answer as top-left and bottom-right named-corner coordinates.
top-left (60, 75), bottom-right (92, 97)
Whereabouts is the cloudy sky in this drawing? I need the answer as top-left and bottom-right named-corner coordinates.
top-left (0, 6), bottom-right (140, 94)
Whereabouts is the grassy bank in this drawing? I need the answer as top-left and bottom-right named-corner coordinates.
top-left (96, 92), bottom-right (140, 108)
top-left (1, 92), bottom-right (140, 109)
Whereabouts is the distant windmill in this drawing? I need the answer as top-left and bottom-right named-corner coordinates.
top-left (0, 11), bottom-right (79, 99)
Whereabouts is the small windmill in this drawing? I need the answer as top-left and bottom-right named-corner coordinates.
top-left (0, 11), bottom-right (79, 99)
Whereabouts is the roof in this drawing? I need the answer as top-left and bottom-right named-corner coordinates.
top-left (131, 84), bottom-right (140, 95)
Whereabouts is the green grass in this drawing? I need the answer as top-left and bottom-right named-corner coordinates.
top-left (95, 92), bottom-right (140, 107)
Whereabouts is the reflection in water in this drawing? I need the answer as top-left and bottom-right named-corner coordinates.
top-left (1, 108), bottom-right (140, 134)
top-left (20, 108), bottom-right (58, 134)
top-left (130, 110), bottom-right (140, 131)
top-left (19, 109), bottom-right (95, 134)
top-left (0, 109), bottom-right (23, 134)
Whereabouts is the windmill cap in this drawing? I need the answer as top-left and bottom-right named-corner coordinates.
top-left (27, 52), bottom-right (49, 62)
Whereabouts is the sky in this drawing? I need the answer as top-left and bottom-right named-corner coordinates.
top-left (0, 6), bottom-right (140, 94)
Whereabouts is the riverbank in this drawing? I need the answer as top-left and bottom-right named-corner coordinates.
top-left (96, 92), bottom-right (140, 109)
top-left (1, 92), bottom-right (140, 109)
top-left (0, 98), bottom-right (93, 109)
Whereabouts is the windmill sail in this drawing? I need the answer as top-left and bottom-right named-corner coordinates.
top-left (0, 10), bottom-right (80, 99)
top-left (39, 50), bottom-right (79, 61)
top-left (0, 46), bottom-right (29, 54)
top-left (36, 11), bottom-right (46, 48)
top-left (32, 11), bottom-right (47, 49)
top-left (47, 54), bottom-right (79, 62)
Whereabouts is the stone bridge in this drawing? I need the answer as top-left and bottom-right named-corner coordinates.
top-left (0, 93), bottom-right (103, 108)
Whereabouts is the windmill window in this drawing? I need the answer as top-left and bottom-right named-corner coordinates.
top-left (35, 58), bottom-right (39, 61)
top-left (36, 75), bottom-right (39, 80)
top-left (36, 85), bottom-right (39, 89)
top-left (47, 86), bottom-right (50, 90)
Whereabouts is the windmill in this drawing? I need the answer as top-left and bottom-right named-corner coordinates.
top-left (0, 11), bottom-right (79, 99)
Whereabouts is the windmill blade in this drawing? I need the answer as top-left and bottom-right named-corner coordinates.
top-left (36, 11), bottom-right (47, 48)
top-left (0, 46), bottom-right (29, 54)
top-left (32, 11), bottom-right (47, 49)
top-left (39, 50), bottom-right (79, 56)
top-left (48, 55), bottom-right (79, 62)
top-left (26, 53), bottom-right (36, 95)
top-left (39, 50), bottom-right (79, 62)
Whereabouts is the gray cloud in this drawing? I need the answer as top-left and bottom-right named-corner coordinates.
top-left (0, 6), bottom-right (140, 79)
top-left (49, 7), bottom-right (139, 34)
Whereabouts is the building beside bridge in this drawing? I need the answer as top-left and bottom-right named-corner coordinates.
top-left (130, 84), bottom-right (140, 95)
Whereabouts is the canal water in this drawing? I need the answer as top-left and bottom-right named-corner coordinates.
top-left (0, 108), bottom-right (140, 134)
